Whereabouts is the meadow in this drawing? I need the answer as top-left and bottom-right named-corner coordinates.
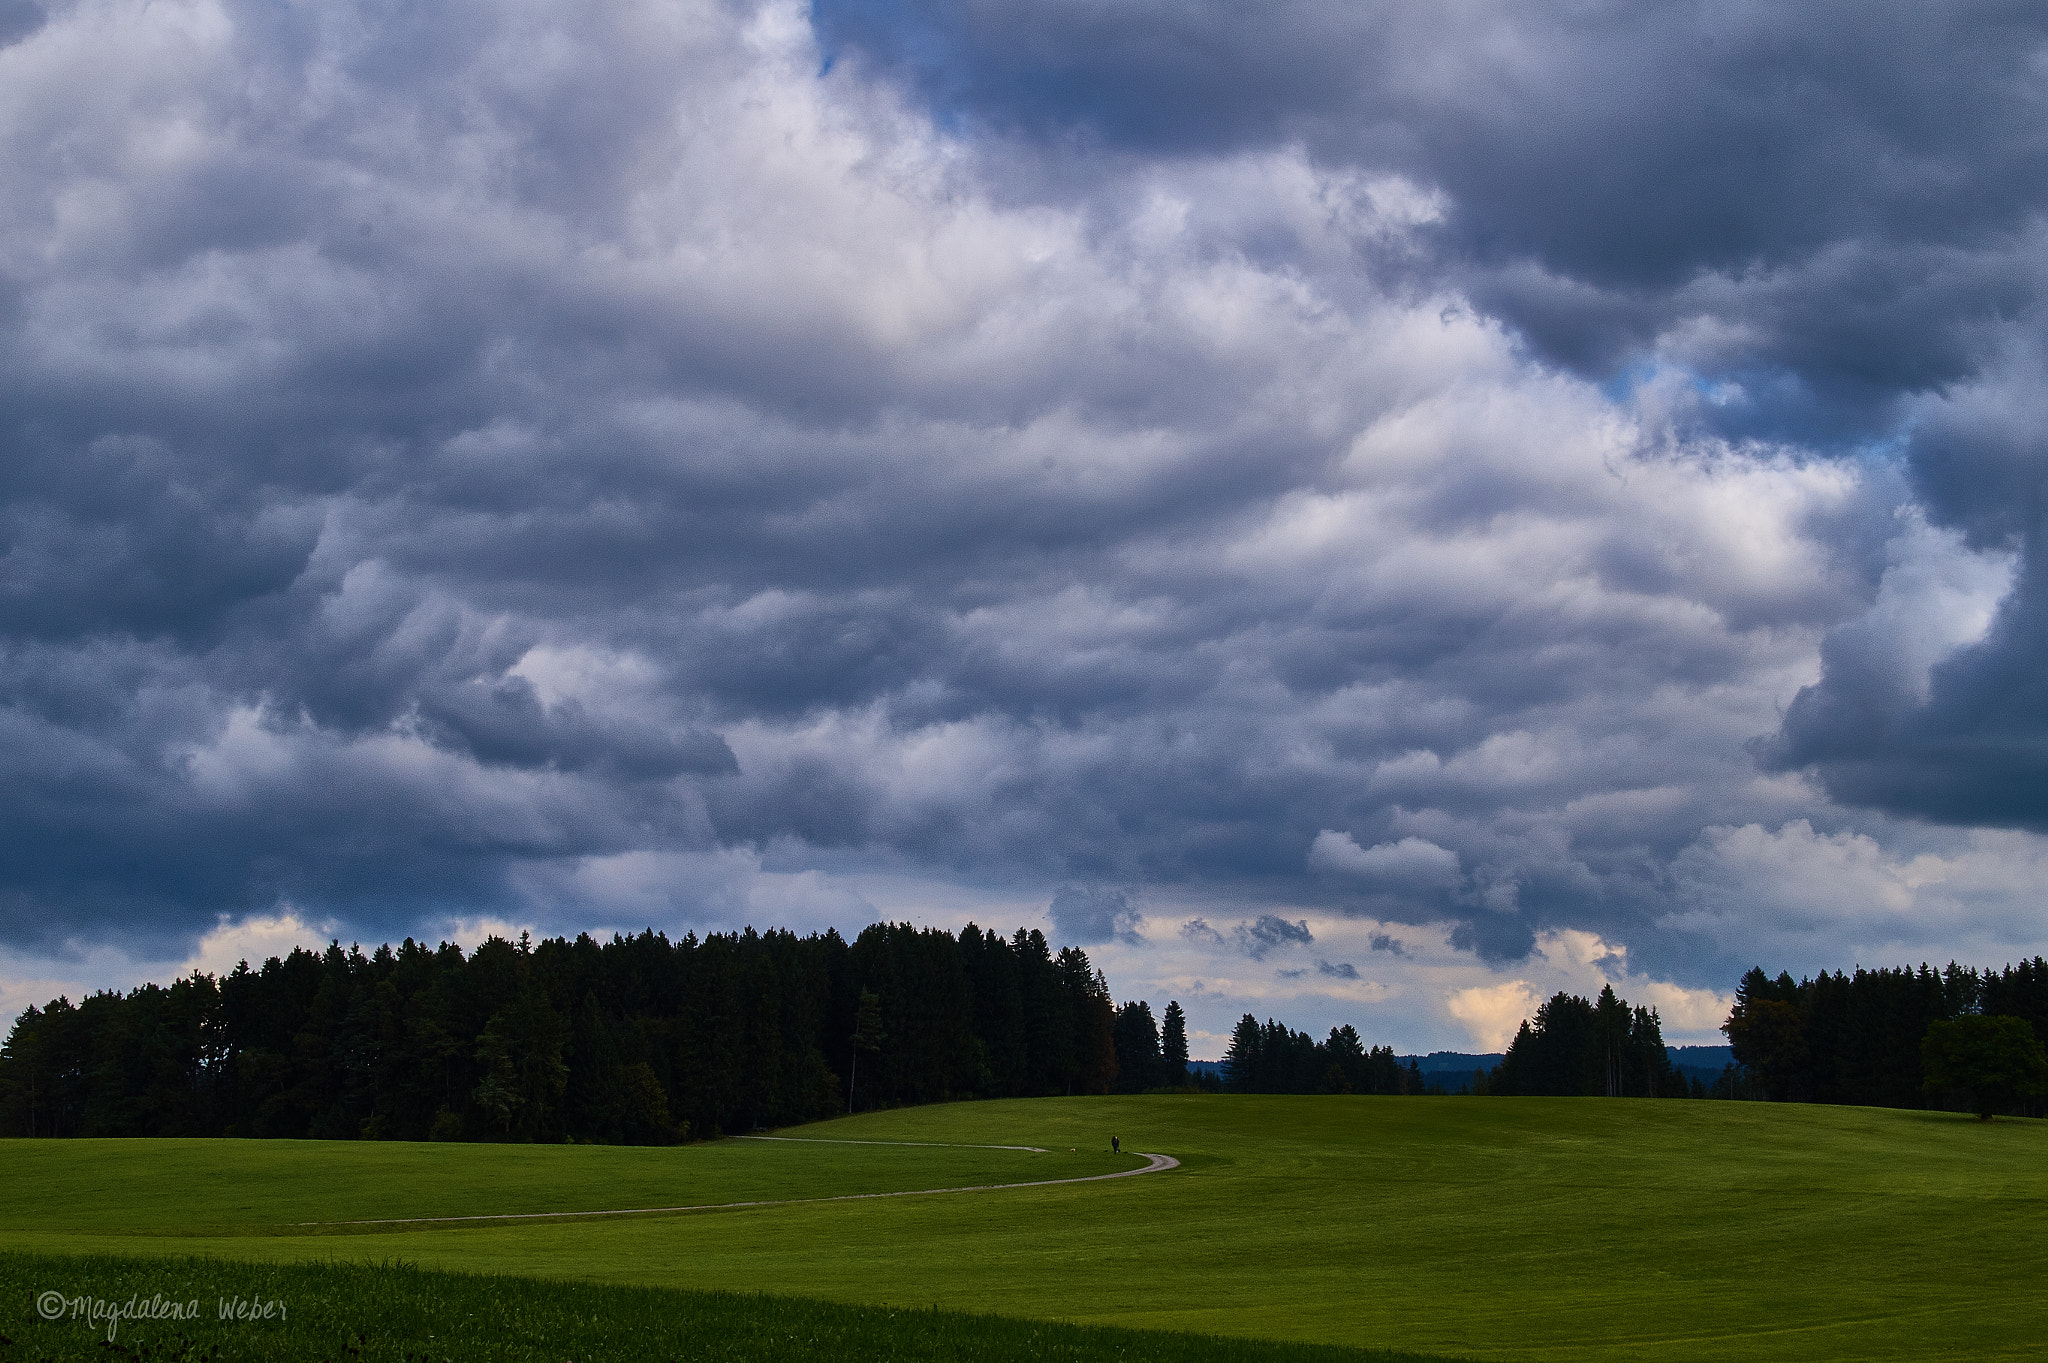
top-left (0, 1252), bottom-right (1445, 1363)
top-left (3, 1097), bottom-right (2042, 1362)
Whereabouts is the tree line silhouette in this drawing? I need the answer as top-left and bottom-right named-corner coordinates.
top-left (1722, 960), bottom-right (2048, 1115)
top-left (10, 919), bottom-right (2045, 1139)
top-left (0, 922), bottom-right (1209, 1142)
top-left (1220, 1016), bottom-right (1427, 1094)
top-left (1487, 985), bottom-right (1688, 1097)
top-left (1475, 961), bottom-right (2048, 1113)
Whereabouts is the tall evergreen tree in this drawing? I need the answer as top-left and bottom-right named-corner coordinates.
top-left (1223, 1014), bottom-right (1263, 1092)
top-left (1321, 1025), bottom-right (1366, 1093)
top-left (1112, 1001), bottom-right (1162, 1094)
top-left (1490, 989), bottom-right (1676, 1097)
top-left (1161, 1001), bottom-right (1190, 1086)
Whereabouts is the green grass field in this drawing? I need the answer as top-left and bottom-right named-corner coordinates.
top-left (0, 1252), bottom-right (1447, 1363)
top-left (4, 1097), bottom-right (2043, 1362)
top-left (0, 1133), bottom-right (1129, 1235)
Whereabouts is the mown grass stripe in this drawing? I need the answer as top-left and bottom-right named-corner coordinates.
top-left (297, 1152), bottom-right (1178, 1226)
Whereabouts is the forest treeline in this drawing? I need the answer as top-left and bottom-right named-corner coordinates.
top-left (1483, 961), bottom-right (2048, 1114)
top-left (1220, 1016), bottom-right (1427, 1094)
top-left (1722, 960), bottom-right (2048, 1114)
top-left (0, 923), bottom-right (1212, 1143)
top-left (1488, 985), bottom-right (1690, 1097)
top-left (10, 919), bottom-right (2046, 1140)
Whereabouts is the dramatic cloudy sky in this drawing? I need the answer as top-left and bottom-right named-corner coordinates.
top-left (4, 0), bottom-right (2045, 1054)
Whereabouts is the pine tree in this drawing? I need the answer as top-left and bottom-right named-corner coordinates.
top-left (1112, 1001), bottom-right (1162, 1093)
top-left (1161, 1001), bottom-right (1190, 1087)
top-left (1322, 1025), bottom-right (1366, 1093)
top-left (1596, 985), bottom-right (1629, 1096)
top-left (1223, 1014), bottom-right (1263, 1092)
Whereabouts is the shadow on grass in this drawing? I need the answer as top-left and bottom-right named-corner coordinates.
top-left (0, 1251), bottom-right (1473, 1363)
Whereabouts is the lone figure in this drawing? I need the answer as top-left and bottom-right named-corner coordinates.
top-left (1111, 1135), bottom-right (1120, 1153)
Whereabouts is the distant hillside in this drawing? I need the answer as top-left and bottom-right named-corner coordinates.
top-left (1399, 1047), bottom-right (1733, 1073)
top-left (1667, 1045), bottom-right (1735, 1085)
top-left (1399, 1051), bottom-right (1504, 1075)
top-left (1169, 1048), bottom-right (1733, 1084)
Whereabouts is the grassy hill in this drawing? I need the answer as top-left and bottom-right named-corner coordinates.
top-left (3, 1097), bottom-right (2042, 1361)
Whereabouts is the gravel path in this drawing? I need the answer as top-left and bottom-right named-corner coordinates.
top-left (735, 1135), bottom-right (1050, 1152)
top-left (299, 1149), bottom-right (1178, 1228)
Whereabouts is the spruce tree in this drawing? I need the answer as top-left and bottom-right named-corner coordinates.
top-left (1223, 1014), bottom-right (1263, 1092)
top-left (1112, 1001), bottom-right (1162, 1093)
top-left (1596, 985), bottom-right (1629, 1096)
top-left (1161, 1001), bottom-right (1190, 1086)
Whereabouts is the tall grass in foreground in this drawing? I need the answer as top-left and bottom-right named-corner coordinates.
top-left (0, 1253), bottom-right (1463, 1363)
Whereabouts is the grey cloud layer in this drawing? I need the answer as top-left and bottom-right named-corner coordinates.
top-left (0, 0), bottom-right (2037, 984)
top-left (818, 0), bottom-right (2046, 417)
top-left (818, 0), bottom-right (2048, 840)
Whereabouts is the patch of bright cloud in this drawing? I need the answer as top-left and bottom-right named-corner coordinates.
top-left (1447, 980), bottom-right (1541, 1052)
top-left (1308, 832), bottom-right (1463, 890)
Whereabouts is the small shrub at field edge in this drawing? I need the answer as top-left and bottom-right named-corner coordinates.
top-left (0, 1253), bottom-right (1465, 1363)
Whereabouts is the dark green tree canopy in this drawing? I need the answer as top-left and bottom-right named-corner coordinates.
top-left (1709, 958), bottom-right (2048, 1114)
top-left (0, 921), bottom-right (1131, 1143)
top-left (1489, 988), bottom-right (1680, 1097)
top-left (1160, 1001), bottom-right (1190, 1086)
top-left (1922, 1015), bottom-right (2048, 1121)
top-left (1221, 1015), bottom-right (1414, 1096)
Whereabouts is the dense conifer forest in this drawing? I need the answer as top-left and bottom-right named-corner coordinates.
top-left (1722, 960), bottom-right (2048, 1114)
top-left (0, 923), bottom-right (1178, 1142)
top-left (1480, 962), bottom-right (2048, 1115)
top-left (1219, 1016), bottom-right (1426, 1095)
top-left (1487, 985), bottom-right (1687, 1097)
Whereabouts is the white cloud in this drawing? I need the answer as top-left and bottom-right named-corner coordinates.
top-left (182, 910), bottom-right (338, 975)
top-left (0, 909), bottom-right (336, 1034)
top-left (1308, 831), bottom-right (1464, 889)
top-left (1667, 819), bottom-right (2048, 972)
top-left (1446, 981), bottom-right (1540, 1052)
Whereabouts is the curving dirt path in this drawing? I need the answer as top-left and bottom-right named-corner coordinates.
top-left (300, 1147), bottom-right (1177, 1228)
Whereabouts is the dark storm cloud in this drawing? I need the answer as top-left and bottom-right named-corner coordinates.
top-left (1173, 916), bottom-right (1313, 962)
top-left (820, 0), bottom-right (2048, 847)
top-left (816, 0), bottom-right (2048, 426)
top-left (1046, 885), bottom-right (1139, 945)
top-left (0, 0), bottom-right (2036, 992)
top-left (1762, 331), bottom-right (2048, 828)
top-left (1449, 915), bottom-right (1540, 968)
top-left (0, 0), bottom-right (40, 46)
top-left (1768, 519), bottom-right (2048, 830)
top-left (1233, 916), bottom-right (1312, 962)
